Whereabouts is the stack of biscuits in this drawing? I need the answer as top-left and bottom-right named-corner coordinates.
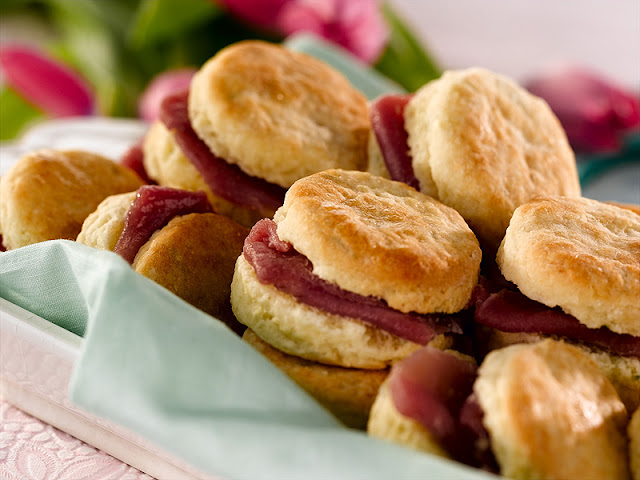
top-left (1, 39), bottom-right (638, 480)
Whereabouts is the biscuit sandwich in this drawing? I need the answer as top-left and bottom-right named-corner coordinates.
top-left (474, 195), bottom-right (640, 412)
top-left (0, 149), bottom-right (144, 250)
top-left (368, 68), bottom-right (582, 251)
top-left (368, 339), bottom-right (631, 479)
top-left (77, 185), bottom-right (248, 334)
top-left (142, 40), bottom-right (371, 227)
top-left (230, 169), bottom-right (482, 427)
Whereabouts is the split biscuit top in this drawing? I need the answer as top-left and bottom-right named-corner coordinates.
top-left (0, 149), bottom-right (143, 249)
top-left (475, 339), bottom-right (630, 480)
top-left (497, 195), bottom-right (640, 336)
top-left (404, 68), bottom-right (581, 249)
top-left (188, 40), bottom-right (370, 188)
top-left (274, 169), bottom-right (483, 314)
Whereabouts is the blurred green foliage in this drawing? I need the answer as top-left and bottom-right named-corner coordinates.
top-left (0, 0), bottom-right (440, 141)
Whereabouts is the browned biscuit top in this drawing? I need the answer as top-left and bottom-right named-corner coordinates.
top-left (405, 68), bottom-right (581, 249)
top-left (274, 169), bottom-right (482, 314)
top-left (189, 40), bottom-right (370, 188)
top-left (497, 195), bottom-right (640, 336)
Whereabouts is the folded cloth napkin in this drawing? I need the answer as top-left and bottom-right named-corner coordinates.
top-left (0, 240), bottom-right (493, 480)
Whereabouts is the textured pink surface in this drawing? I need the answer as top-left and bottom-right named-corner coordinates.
top-left (0, 399), bottom-right (153, 480)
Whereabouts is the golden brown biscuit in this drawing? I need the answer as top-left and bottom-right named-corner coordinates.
top-left (367, 380), bottom-right (450, 458)
top-left (143, 121), bottom-right (268, 227)
top-left (243, 329), bottom-right (388, 429)
top-left (497, 195), bottom-right (640, 336)
top-left (630, 407), bottom-right (640, 480)
top-left (475, 328), bottom-right (640, 413)
top-left (133, 212), bottom-right (248, 327)
top-left (274, 169), bottom-right (482, 314)
top-left (188, 40), bottom-right (370, 188)
top-left (0, 149), bottom-right (143, 249)
top-left (404, 68), bottom-right (581, 249)
top-left (608, 201), bottom-right (640, 216)
top-left (475, 339), bottom-right (630, 480)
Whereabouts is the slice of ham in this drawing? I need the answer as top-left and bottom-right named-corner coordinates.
top-left (474, 281), bottom-right (640, 358)
top-left (243, 218), bottom-right (463, 345)
top-left (389, 346), bottom-right (477, 448)
top-left (120, 141), bottom-right (154, 185)
top-left (387, 346), bottom-right (498, 470)
top-left (370, 94), bottom-right (419, 190)
top-left (159, 90), bottom-right (286, 212)
top-left (114, 185), bottom-right (212, 264)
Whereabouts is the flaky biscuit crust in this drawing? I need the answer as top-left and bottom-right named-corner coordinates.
top-left (231, 254), bottom-right (424, 369)
top-left (475, 340), bottom-right (630, 480)
top-left (405, 68), bottom-right (581, 249)
top-left (0, 149), bottom-right (143, 249)
top-left (243, 329), bottom-right (388, 429)
top-left (188, 41), bottom-right (370, 188)
top-left (76, 191), bottom-right (137, 250)
top-left (497, 196), bottom-right (640, 336)
top-left (143, 121), bottom-right (270, 227)
top-left (274, 169), bottom-right (482, 314)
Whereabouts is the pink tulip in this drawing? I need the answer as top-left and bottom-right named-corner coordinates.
top-left (525, 67), bottom-right (640, 153)
top-left (138, 68), bottom-right (196, 122)
top-left (218, 0), bottom-right (389, 64)
top-left (0, 45), bottom-right (94, 117)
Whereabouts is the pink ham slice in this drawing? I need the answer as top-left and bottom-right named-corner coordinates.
top-left (389, 346), bottom-right (477, 447)
top-left (159, 90), bottom-right (286, 212)
top-left (114, 185), bottom-right (212, 264)
top-left (120, 141), bottom-right (155, 184)
top-left (474, 281), bottom-right (640, 358)
top-left (387, 346), bottom-right (498, 470)
top-left (243, 218), bottom-right (463, 345)
top-left (370, 94), bottom-right (419, 190)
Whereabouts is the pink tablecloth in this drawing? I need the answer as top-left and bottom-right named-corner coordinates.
top-left (0, 398), bottom-right (153, 480)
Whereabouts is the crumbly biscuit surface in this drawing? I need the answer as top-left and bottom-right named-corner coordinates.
top-left (497, 195), bottom-right (640, 336)
top-left (274, 169), bottom-right (482, 314)
top-left (0, 149), bottom-right (143, 249)
top-left (405, 68), bottom-right (581, 249)
top-left (475, 340), bottom-right (630, 480)
top-left (189, 41), bottom-right (370, 188)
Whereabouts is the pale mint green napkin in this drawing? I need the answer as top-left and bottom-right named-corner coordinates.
top-left (0, 240), bottom-right (495, 480)
top-left (284, 33), bottom-right (406, 99)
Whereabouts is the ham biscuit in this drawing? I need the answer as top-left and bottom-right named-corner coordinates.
top-left (78, 186), bottom-right (248, 333)
top-left (0, 149), bottom-right (143, 249)
top-left (475, 195), bottom-right (640, 412)
top-left (231, 169), bottom-right (481, 369)
top-left (143, 40), bottom-right (370, 227)
top-left (369, 68), bottom-right (581, 251)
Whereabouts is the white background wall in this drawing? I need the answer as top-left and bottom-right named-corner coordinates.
top-left (389, 0), bottom-right (640, 89)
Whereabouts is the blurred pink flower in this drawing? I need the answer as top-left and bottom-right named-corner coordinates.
top-left (218, 0), bottom-right (389, 64)
top-left (0, 45), bottom-right (94, 117)
top-left (138, 68), bottom-right (196, 122)
top-left (525, 67), bottom-right (640, 153)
